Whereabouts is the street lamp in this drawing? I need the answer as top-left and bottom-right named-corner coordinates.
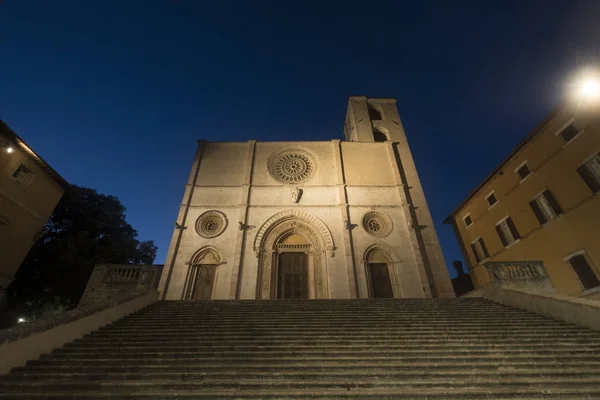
top-left (571, 69), bottom-right (600, 105)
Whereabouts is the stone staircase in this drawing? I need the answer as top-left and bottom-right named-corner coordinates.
top-left (2, 298), bottom-right (600, 399)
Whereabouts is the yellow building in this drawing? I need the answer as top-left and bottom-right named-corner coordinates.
top-left (445, 106), bottom-right (600, 300)
top-left (0, 121), bottom-right (69, 299)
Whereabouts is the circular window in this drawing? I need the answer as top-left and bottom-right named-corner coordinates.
top-left (196, 210), bottom-right (228, 238)
top-left (362, 211), bottom-right (393, 238)
top-left (268, 148), bottom-right (317, 184)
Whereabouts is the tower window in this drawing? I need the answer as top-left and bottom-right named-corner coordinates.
top-left (373, 128), bottom-right (388, 142)
top-left (368, 104), bottom-right (382, 120)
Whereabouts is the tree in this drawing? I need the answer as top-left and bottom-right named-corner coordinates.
top-left (5, 186), bottom-right (157, 312)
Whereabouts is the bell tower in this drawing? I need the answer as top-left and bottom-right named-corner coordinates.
top-left (344, 95), bottom-right (455, 298)
top-left (344, 96), bottom-right (406, 142)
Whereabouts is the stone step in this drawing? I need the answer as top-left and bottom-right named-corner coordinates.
top-left (106, 319), bottom-right (562, 327)
top-left (83, 333), bottom-right (600, 341)
top-left (62, 342), bottom-right (600, 351)
top-left (3, 376), bottom-right (600, 391)
top-left (70, 336), bottom-right (599, 346)
top-left (15, 360), bottom-right (600, 373)
top-left (1, 388), bottom-right (600, 400)
top-left (86, 329), bottom-right (599, 340)
top-left (120, 313), bottom-right (554, 320)
top-left (50, 347), bottom-right (600, 357)
top-left (6, 367), bottom-right (600, 381)
top-left (98, 325), bottom-right (571, 332)
top-left (139, 310), bottom-right (531, 316)
top-left (29, 354), bottom-right (600, 366)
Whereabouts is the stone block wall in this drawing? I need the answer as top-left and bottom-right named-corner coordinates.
top-left (78, 264), bottom-right (163, 308)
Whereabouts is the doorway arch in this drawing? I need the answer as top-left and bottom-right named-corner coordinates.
top-left (254, 210), bottom-right (334, 299)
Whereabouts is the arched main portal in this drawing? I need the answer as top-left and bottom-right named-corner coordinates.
top-left (183, 246), bottom-right (223, 300)
top-left (254, 210), bottom-right (334, 299)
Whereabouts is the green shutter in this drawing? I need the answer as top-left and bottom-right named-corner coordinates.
top-left (529, 199), bottom-right (548, 225)
top-left (471, 243), bottom-right (481, 263)
top-left (543, 190), bottom-right (563, 215)
top-left (507, 217), bottom-right (520, 240)
top-left (496, 225), bottom-right (508, 246)
top-left (479, 238), bottom-right (490, 259)
top-left (577, 164), bottom-right (600, 193)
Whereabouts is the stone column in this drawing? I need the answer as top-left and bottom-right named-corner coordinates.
top-left (385, 142), bottom-right (432, 298)
top-left (229, 140), bottom-right (257, 299)
top-left (332, 140), bottom-right (358, 298)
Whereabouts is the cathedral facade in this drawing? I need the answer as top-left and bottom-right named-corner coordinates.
top-left (158, 97), bottom-right (454, 300)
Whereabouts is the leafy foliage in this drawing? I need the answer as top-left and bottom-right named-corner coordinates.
top-left (6, 186), bottom-right (157, 313)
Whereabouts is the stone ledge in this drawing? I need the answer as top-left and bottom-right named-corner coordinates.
top-left (0, 290), bottom-right (158, 374)
top-left (483, 286), bottom-right (600, 331)
top-left (0, 291), bottom-right (157, 345)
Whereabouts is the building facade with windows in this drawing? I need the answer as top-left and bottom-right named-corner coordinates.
top-left (158, 96), bottom-right (454, 300)
top-left (445, 106), bottom-right (600, 300)
top-left (0, 121), bottom-right (69, 299)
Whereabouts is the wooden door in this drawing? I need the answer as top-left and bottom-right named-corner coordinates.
top-left (193, 265), bottom-right (216, 300)
top-left (369, 263), bottom-right (394, 298)
top-left (277, 252), bottom-right (308, 299)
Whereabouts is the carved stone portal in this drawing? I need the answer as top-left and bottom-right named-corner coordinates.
top-left (255, 216), bottom-right (330, 299)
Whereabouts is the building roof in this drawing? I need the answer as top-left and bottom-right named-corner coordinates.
top-left (0, 120), bottom-right (71, 191)
top-left (443, 106), bottom-right (563, 224)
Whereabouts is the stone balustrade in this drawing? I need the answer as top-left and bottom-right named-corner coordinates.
top-left (484, 261), bottom-right (555, 293)
top-left (78, 264), bottom-right (163, 308)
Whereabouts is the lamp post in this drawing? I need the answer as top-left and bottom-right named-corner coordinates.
top-left (571, 69), bottom-right (600, 107)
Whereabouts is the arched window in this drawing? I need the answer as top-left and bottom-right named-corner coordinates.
top-left (373, 128), bottom-right (388, 142)
top-left (366, 248), bottom-right (394, 298)
top-left (184, 247), bottom-right (222, 300)
top-left (368, 104), bottom-right (382, 120)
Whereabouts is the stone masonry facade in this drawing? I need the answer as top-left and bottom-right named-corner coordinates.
top-left (158, 97), bottom-right (454, 300)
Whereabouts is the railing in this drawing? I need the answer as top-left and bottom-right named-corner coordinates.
top-left (484, 261), bottom-right (554, 292)
top-left (103, 266), bottom-right (153, 284)
top-left (78, 264), bottom-right (163, 308)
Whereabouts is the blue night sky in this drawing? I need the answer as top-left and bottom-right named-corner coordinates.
top-left (2, 1), bottom-right (600, 277)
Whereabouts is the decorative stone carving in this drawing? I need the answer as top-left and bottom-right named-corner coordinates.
top-left (268, 148), bottom-right (317, 184)
top-left (196, 210), bottom-right (228, 238)
top-left (291, 187), bottom-right (302, 203)
top-left (254, 213), bottom-right (330, 299)
top-left (362, 211), bottom-right (393, 238)
top-left (485, 261), bottom-right (555, 293)
top-left (253, 209), bottom-right (335, 257)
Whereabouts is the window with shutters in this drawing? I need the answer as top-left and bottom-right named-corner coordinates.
top-left (485, 191), bottom-right (498, 208)
top-left (463, 214), bottom-right (473, 228)
top-left (470, 237), bottom-right (489, 264)
top-left (530, 190), bottom-right (562, 225)
top-left (566, 252), bottom-right (600, 290)
top-left (577, 154), bottom-right (600, 193)
top-left (495, 217), bottom-right (520, 247)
